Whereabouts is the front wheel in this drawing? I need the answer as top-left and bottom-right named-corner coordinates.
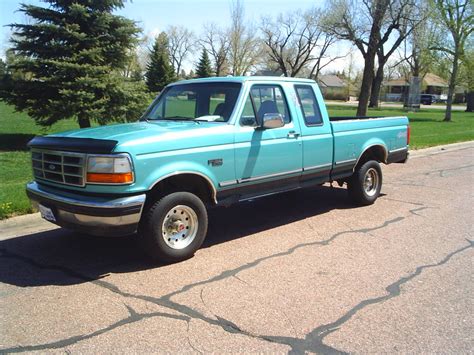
top-left (140, 192), bottom-right (208, 263)
top-left (347, 160), bottom-right (382, 205)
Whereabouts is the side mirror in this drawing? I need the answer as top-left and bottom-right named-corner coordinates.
top-left (261, 113), bottom-right (285, 129)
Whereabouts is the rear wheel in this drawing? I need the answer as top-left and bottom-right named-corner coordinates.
top-left (347, 160), bottom-right (382, 205)
top-left (140, 192), bottom-right (208, 263)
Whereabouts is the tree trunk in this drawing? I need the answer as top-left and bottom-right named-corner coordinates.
top-left (78, 114), bottom-right (91, 128)
top-left (444, 53), bottom-right (459, 122)
top-left (356, 0), bottom-right (386, 116)
top-left (465, 91), bottom-right (473, 112)
top-left (369, 64), bottom-right (384, 108)
top-left (357, 54), bottom-right (375, 116)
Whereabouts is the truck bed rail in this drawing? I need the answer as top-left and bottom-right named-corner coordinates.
top-left (329, 116), bottom-right (385, 121)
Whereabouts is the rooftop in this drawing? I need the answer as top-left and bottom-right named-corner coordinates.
top-left (385, 73), bottom-right (448, 87)
top-left (317, 75), bottom-right (347, 88)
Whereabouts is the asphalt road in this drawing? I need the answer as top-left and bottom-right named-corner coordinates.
top-left (1, 142), bottom-right (473, 353)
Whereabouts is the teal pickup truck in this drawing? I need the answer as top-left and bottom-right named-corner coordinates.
top-left (26, 77), bottom-right (409, 262)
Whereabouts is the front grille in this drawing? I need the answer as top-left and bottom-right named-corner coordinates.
top-left (31, 149), bottom-right (86, 187)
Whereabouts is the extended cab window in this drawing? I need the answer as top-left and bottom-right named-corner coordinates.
top-left (240, 85), bottom-right (291, 126)
top-left (295, 85), bottom-right (323, 126)
top-left (143, 82), bottom-right (241, 122)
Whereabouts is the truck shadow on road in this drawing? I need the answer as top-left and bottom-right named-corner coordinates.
top-left (0, 185), bottom-right (358, 288)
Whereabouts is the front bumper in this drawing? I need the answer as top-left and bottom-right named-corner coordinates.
top-left (26, 181), bottom-right (146, 236)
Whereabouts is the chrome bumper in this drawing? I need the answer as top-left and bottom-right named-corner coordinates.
top-left (26, 181), bottom-right (146, 236)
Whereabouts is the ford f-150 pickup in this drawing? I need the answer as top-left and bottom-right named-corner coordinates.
top-left (26, 76), bottom-right (409, 262)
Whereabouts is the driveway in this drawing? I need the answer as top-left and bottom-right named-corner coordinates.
top-left (1, 142), bottom-right (473, 353)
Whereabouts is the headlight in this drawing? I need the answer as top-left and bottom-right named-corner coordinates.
top-left (86, 154), bottom-right (134, 184)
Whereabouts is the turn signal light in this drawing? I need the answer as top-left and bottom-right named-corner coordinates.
top-left (87, 172), bottom-right (133, 184)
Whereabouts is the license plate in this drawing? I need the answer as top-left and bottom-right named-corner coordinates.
top-left (39, 204), bottom-right (56, 222)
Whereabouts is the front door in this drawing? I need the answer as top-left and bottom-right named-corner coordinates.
top-left (233, 84), bottom-right (303, 197)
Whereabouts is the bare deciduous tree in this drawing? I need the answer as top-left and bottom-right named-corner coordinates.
top-left (369, 0), bottom-right (424, 107)
top-left (261, 9), bottom-right (342, 78)
top-left (324, 0), bottom-right (420, 115)
top-left (398, 14), bottom-right (437, 79)
top-left (200, 23), bottom-right (230, 76)
top-left (431, 0), bottom-right (473, 121)
top-left (167, 25), bottom-right (195, 77)
top-left (228, 0), bottom-right (261, 76)
top-left (308, 34), bottom-right (346, 79)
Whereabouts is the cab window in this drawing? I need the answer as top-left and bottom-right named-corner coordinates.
top-left (240, 85), bottom-right (291, 126)
top-left (294, 85), bottom-right (323, 126)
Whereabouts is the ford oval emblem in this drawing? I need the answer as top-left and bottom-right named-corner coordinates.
top-left (49, 164), bottom-right (56, 170)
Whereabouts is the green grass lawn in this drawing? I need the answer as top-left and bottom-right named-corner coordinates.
top-left (0, 101), bottom-right (473, 219)
top-left (0, 102), bottom-right (82, 219)
top-left (326, 105), bottom-right (474, 149)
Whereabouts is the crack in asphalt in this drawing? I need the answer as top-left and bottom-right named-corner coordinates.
top-left (185, 317), bottom-right (203, 354)
top-left (383, 162), bottom-right (474, 193)
top-left (0, 208), bottom-right (433, 353)
top-left (385, 180), bottom-right (457, 192)
top-left (2, 304), bottom-right (189, 353)
top-left (424, 164), bottom-right (474, 177)
top-left (381, 197), bottom-right (425, 206)
top-left (407, 206), bottom-right (431, 217)
top-left (245, 239), bottom-right (474, 354)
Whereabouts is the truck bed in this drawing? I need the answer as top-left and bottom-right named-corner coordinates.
top-left (329, 115), bottom-right (409, 171)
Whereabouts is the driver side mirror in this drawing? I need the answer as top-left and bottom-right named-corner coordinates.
top-left (261, 113), bottom-right (285, 129)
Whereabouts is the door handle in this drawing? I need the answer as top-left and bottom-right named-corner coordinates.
top-left (287, 131), bottom-right (300, 139)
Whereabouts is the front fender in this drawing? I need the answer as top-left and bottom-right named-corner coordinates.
top-left (139, 160), bottom-right (219, 193)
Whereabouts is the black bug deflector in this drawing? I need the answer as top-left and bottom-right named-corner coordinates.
top-left (28, 136), bottom-right (118, 154)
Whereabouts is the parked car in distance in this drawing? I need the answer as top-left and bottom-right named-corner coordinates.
top-left (420, 94), bottom-right (437, 105)
top-left (26, 77), bottom-right (410, 262)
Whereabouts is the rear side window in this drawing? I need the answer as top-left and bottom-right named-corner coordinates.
top-left (295, 85), bottom-right (323, 126)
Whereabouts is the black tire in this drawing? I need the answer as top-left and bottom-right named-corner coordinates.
top-left (347, 160), bottom-right (382, 205)
top-left (140, 192), bottom-right (208, 263)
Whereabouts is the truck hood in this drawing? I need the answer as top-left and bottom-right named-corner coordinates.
top-left (48, 120), bottom-right (234, 155)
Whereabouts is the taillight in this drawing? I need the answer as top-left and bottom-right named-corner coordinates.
top-left (407, 125), bottom-right (410, 145)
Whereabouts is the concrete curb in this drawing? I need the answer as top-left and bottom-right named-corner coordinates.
top-left (0, 212), bottom-right (58, 240)
top-left (409, 141), bottom-right (474, 158)
top-left (1, 140), bottom-right (473, 239)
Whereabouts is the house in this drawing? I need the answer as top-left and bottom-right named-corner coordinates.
top-left (317, 75), bottom-right (347, 100)
top-left (384, 73), bottom-right (449, 102)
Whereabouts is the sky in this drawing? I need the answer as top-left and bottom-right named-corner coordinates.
top-left (0, 0), bottom-right (356, 73)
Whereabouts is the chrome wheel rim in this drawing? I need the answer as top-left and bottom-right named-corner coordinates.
top-left (364, 168), bottom-right (379, 196)
top-left (162, 205), bottom-right (198, 249)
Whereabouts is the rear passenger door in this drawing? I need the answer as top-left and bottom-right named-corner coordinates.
top-left (294, 84), bottom-right (334, 184)
top-left (233, 84), bottom-right (303, 191)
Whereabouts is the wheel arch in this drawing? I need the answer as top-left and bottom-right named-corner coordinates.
top-left (354, 144), bottom-right (388, 171)
top-left (149, 171), bottom-right (218, 205)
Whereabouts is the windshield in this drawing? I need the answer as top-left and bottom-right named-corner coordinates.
top-left (143, 82), bottom-right (242, 122)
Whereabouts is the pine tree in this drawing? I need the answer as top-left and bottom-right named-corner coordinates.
top-left (0, 59), bottom-right (5, 77)
top-left (146, 33), bottom-right (175, 93)
top-left (195, 49), bottom-right (213, 78)
top-left (1, 0), bottom-right (143, 128)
